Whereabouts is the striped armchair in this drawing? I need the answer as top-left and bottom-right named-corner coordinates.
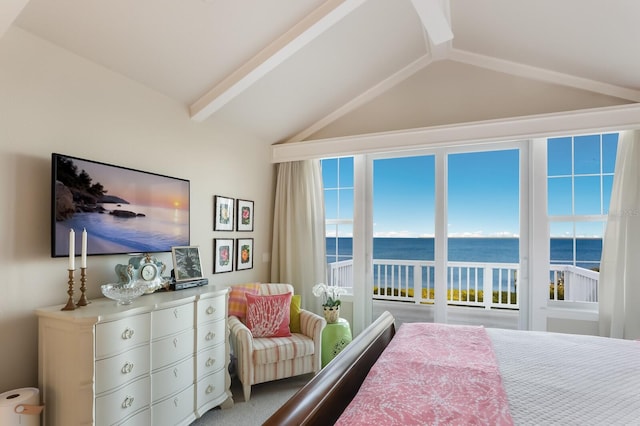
top-left (228, 283), bottom-right (326, 401)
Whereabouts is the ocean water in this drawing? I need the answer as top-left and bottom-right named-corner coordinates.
top-left (56, 203), bottom-right (189, 255)
top-left (326, 237), bottom-right (602, 270)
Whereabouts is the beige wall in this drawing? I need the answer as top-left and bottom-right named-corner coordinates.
top-left (0, 28), bottom-right (275, 391)
top-left (310, 60), bottom-right (631, 139)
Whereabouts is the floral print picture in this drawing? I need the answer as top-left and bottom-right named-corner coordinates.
top-left (236, 199), bottom-right (254, 231)
top-left (214, 195), bottom-right (234, 231)
top-left (236, 238), bottom-right (254, 270)
top-left (213, 239), bottom-right (234, 273)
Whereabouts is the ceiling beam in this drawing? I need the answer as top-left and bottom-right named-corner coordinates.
top-left (286, 54), bottom-right (434, 143)
top-left (410, 0), bottom-right (454, 46)
top-left (0, 0), bottom-right (30, 39)
top-left (450, 48), bottom-right (640, 103)
top-left (189, 0), bottom-right (368, 122)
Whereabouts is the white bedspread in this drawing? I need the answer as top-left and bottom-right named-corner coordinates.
top-left (488, 328), bottom-right (640, 425)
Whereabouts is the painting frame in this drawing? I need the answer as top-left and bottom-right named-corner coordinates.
top-left (236, 199), bottom-right (254, 232)
top-left (171, 246), bottom-right (203, 282)
top-left (213, 195), bottom-right (234, 231)
top-left (213, 238), bottom-right (234, 274)
top-left (236, 238), bottom-right (254, 271)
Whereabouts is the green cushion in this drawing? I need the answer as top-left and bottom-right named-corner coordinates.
top-left (289, 294), bottom-right (302, 333)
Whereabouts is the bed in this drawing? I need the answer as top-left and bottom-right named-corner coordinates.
top-left (264, 311), bottom-right (640, 425)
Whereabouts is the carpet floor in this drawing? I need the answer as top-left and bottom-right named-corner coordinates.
top-left (190, 373), bottom-right (313, 426)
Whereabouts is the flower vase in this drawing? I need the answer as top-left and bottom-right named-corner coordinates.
top-left (323, 306), bottom-right (340, 324)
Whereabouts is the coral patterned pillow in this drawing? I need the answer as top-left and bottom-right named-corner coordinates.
top-left (245, 292), bottom-right (292, 338)
top-left (228, 283), bottom-right (260, 320)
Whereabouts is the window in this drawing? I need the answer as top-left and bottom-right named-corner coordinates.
top-left (547, 133), bottom-right (618, 270)
top-left (547, 133), bottom-right (618, 302)
top-left (322, 157), bottom-right (354, 289)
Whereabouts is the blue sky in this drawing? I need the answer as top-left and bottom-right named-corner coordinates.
top-left (323, 134), bottom-right (618, 238)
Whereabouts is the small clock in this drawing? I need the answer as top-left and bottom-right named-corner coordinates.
top-left (140, 262), bottom-right (159, 282)
top-left (114, 253), bottom-right (166, 293)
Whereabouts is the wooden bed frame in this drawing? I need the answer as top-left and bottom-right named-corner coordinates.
top-left (263, 311), bottom-right (396, 426)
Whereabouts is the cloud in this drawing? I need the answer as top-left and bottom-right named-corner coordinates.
top-left (373, 230), bottom-right (418, 238)
top-left (448, 230), bottom-right (520, 238)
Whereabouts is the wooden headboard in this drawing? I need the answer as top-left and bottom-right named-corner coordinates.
top-left (263, 311), bottom-right (396, 426)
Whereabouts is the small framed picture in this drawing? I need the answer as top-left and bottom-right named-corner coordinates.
top-left (171, 246), bottom-right (203, 282)
top-left (236, 199), bottom-right (254, 232)
top-left (214, 195), bottom-right (234, 231)
top-left (236, 238), bottom-right (254, 271)
top-left (213, 238), bottom-right (234, 273)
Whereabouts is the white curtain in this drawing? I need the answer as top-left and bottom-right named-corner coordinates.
top-left (271, 160), bottom-right (326, 313)
top-left (598, 130), bottom-right (640, 339)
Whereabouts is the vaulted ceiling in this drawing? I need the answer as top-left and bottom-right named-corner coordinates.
top-left (4, 0), bottom-right (640, 144)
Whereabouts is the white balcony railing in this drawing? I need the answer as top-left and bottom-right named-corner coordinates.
top-left (549, 264), bottom-right (599, 302)
top-left (327, 259), bottom-right (599, 309)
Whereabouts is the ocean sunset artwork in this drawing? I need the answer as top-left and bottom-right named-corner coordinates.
top-left (52, 154), bottom-right (190, 257)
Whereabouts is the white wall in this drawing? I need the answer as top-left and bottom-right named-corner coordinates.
top-left (0, 27), bottom-right (275, 392)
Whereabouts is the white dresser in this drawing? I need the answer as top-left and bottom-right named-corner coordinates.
top-left (36, 286), bottom-right (232, 426)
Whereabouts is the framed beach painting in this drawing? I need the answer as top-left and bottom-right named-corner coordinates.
top-left (214, 195), bottom-right (234, 231)
top-left (236, 199), bottom-right (254, 232)
top-left (213, 238), bottom-right (234, 273)
top-left (236, 238), bottom-right (254, 271)
top-left (172, 246), bottom-right (203, 282)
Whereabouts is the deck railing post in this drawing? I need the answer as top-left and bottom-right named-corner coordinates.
top-left (414, 264), bottom-right (423, 304)
top-left (483, 266), bottom-right (492, 310)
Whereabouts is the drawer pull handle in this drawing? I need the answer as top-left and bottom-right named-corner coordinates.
top-left (173, 338), bottom-right (178, 347)
top-left (206, 331), bottom-right (215, 341)
top-left (206, 385), bottom-right (214, 394)
top-left (174, 308), bottom-right (179, 318)
top-left (174, 367), bottom-right (179, 378)
top-left (122, 396), bottom-right (134, 409)
top-left (206, 357), bottom-right (215, 367)
top-left (206, 306), bottom-right (215, 315)
top-left (121, 362), bottom-right (134, 374)
top-left (174, 397), bottom-right (179, 407)
top-left (121, 328), bottom-right (135, 340)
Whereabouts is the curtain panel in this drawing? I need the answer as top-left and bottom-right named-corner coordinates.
top-left (271, 160), bottom-right (326, 313)
top-left (599, 130), bottom-right (640, 339)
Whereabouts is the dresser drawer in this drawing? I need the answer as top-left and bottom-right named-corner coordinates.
top-left (152, 303), bottom-right (194, 339)
top-left (196, 317), bottom-right (225, 350)
top-left (152, 357), bottom-right (195, 403)
top-left (152, 328), bottom-right (194, 370)
top-left (96, 313), bottom-right (150, 359)
top-left (95, 376), bottom-right (150, 426)
top-left (152, 385), bottom-right (195, 426)
top-left (117, 407), bottom-right (150, 426)
top-left (196, 368), bottom-right (226, 407)
top-left (196, 342), bottom-right (226, 377)
top-left (95, 345), bottom-right (150, 394)
top-left (196, 295), bottom-right (226, 325)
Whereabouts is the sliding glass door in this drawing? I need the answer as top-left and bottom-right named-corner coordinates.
top-left (370, 144), bottom-right (524, 327)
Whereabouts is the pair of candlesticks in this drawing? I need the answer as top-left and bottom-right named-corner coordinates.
top-left (61, 267), bottom-right (90, 311)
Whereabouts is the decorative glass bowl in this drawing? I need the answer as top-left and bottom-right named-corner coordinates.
top-left (101, 282), bottom-right (148, 305)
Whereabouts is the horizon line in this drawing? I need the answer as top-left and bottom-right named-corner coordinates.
top-left (326, 235), bottom-right (603, 239)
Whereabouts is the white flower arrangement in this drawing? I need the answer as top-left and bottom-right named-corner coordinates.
top-left (312, 283), bottom-right (347, 308)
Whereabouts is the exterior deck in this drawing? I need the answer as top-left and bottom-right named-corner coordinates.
top-left (329, 259), bottom-right (599, 328)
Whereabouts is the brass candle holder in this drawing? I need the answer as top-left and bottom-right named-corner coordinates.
top-left (76, 267), bottom-right (90, 307)
top-left (61, 269), bottom-right (76, 311)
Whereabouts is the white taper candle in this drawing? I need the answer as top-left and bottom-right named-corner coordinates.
top-left (69, 229), bottom-right (75, 270)
top-left (81, 228), bottom-right (87, 268)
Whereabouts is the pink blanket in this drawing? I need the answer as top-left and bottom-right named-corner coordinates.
top-left (335, 322), bottom-right (514, 425)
